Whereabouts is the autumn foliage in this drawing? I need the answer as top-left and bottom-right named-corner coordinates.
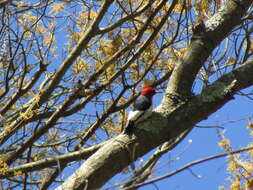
top-left (0, 0), bottom-right (252, 189)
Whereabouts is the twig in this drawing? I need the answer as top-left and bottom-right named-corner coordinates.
top-left (124, 146), bottom-right (253, 189)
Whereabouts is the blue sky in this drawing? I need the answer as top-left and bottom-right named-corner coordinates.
top-left (4, 1), bottom-right (252, 189)
top-left (99, 87), bottom-right (253, 190)
top-left (45, 6), bottom-right (252, 190)
top-left (135, 88), bottom-right (253, 190)
top-left (50, 1), bottom-right (253, 188)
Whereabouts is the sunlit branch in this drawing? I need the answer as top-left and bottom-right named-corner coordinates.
top-left (0, 0), bottom-right (114, 149)
top-left (0, 142), bottom-right (105, 179)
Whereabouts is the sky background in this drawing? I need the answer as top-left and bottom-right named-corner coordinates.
top-left (4, 1), bottom-right (252, 189)
top-left (47, 5), bottom-right (253, 190)
top-left (101, 87), bottom-right (253, 190)
top-left (134, 88), bottom-right (253, 190)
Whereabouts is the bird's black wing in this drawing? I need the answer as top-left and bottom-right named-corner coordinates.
top-left (123, 120), bottom-right (134, 134)
top-left (133, 95), bottom-right (151, 111)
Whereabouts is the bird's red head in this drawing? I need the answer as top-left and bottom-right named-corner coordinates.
top-left (141, 87), bottom-right (156, 98)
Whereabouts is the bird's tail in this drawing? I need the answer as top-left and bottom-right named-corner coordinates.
top-left (123, 120), bottom-right (134, 134)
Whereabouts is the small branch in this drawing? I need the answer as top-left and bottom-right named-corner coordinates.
top-left (125, 146), bottom-right (253, 189)
top-left (0, 142), bottom-right (105, 178)
top-left (0, 0), bottom-right (114, 153)
top-left (195, 125), bottom-right (224, 129)
top-left (0, 62), bottom-right (48, 115)
top-left (98, 1), bottom-right (152, 34)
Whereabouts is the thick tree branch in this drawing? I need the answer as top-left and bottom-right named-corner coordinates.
top-left (55, 1), bottom-right (253, 189)
top-left (163, 0), bottom-right (253, 103)
top-left (58, 1), bottom-right (253, 186)
top-left (56, 59), bottom-right (253, 190)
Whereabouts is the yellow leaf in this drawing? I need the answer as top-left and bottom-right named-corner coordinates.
top-left (173, 0), bottom-right (192, 14)
top-left (50, 46), bottom-right (57, 52)
top-left (171, 47), bottom-right (186, 58)
top-left (24, 31), bottom-right (32, 38)
top-left (167, 59), bottom-right (175, 71)
top-left (14, 171), bottom-right (23, 178)
top-left (80, 10), bottom-right (97, 20)
top-left (99, 37), bottom-right (122, 57)
top-left (18, 12), bottom-right (37, 25)
top-left (80, 12), bottom-right (88, 20)
top-left (17, 1), bottom-right (26, 7)
top-left (23, 14), bottom-right (37, 22)
top-left (227, 161), bottom-right (239, 173)
top-left (69, 32), bottom-right (81, 42)
top-left (52, 3), bottom-right (64, 14)
top-left (230, 178), bottom-right (240, 190)
top-left (35, 26), bottom-right (48, 34)
top-left (43, 35), bottom-right (55, 45)
top-left (89, 10), bottom-right (97, 19)
top-left (73, 58), bottom-right (89, 75)
top-left (228, 57), bottom-right (236, 65)
top-left (247, 122), bottom-right (253, 130)
top-left (218, 138), bottom-right (230, 149)
top-left (48, 21), bottom-right (56, 28)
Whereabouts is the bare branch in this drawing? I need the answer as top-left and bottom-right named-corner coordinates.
top-left (126, 146), bottom-right (253, 189)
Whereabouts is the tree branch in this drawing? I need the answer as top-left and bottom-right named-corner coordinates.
top-left (163, 0), bottom-right (253, 103)
top-left (126, 146), bottom-right (253, 189)
top-left (0, 0), bottom-right (114, 149)
top-left (0, 142), bottom-right (105, 178)
top-left (55, 1), bottom-right (253, 190)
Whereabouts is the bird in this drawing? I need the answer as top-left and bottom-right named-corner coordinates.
top-left (123, 86), bottom-right (157, 134)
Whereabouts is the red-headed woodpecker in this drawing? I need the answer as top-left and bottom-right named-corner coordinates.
top-left (123, 87), bottom-right (157, 134)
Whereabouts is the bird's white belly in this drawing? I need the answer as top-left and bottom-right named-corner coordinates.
top-left (127, 108), bottom-right (152, 123)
